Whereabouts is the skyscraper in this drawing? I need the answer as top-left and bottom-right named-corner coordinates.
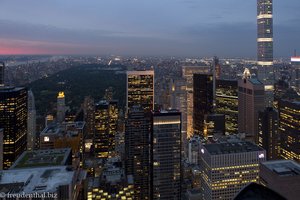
top-left (57, 91), bottom-right (66, 123)
top-left (94, 100), bottom-right (119, 158)
top-left (238, 69), bottom-right (265, 142)
top-left (125, 106), bottom-right (151, 200)
top-left (278, 99), bottom-right (300, 162)
top-left (258, 107), bottom-right (280, 160)
top-left (151, 110), bottom-right (181, 200)
top-left (27, 90), bottom-right (36, 151)
top-left (182, 66), bottom-right (210, 137)
top-left (83, 96), bottom-right (95, 136)
top-left (0, 62), bottom-right (4, 87)
top-left (291, 56), bottom-right (300, 92)
top-left (0, 87), bottom-right (27, 169)
top-left (215, 79), bottom-right (238, 134)
top-left (200, 139), bottom-right (265, 200)
top-left (193, 73), bottom-right (213, 136)
top-left (126, 70), bottom-right (154, 113)
top-left (257, 0), bottom-right (274, 106)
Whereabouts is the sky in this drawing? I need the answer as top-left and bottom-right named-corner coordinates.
top-left (0, 0), bottom-right (299, 57)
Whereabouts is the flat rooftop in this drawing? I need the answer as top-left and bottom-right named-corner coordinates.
top-left (248, 78), bottom-right (263, 85)
top-left (262, 160), bottom-right (300, 177)
top-left (11, 148), bottom-right (71, 169)
top-left (204, 141), bottom-right (263, 155)
top-left (0, 166), bottom-right (74, 194)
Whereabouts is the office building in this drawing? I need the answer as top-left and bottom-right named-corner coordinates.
top-left (57, 91), bottom-right (66, 123)
top-left (291, 56), bottom-right (300, 91)
top-left (126, 70), bottom-right (154, 113)
top-left (216, 79), bottom-right (238, 134)
top-left (40, 121), bottom-right (85, 157)
top-left (151, 110), bottom-right (181, 200)
top-left (200, 139), bottom-right (265, 200)
top-left (203, 114), bottom-right (225, 138)
top-left (169, 78), bottom-right (188, 154)
top-left (238, 70), bottom-right (265, 142)
top-left (278, 100), bottom-right (300, 162)
top-left (94, 100), bottom-right (118, 158)
top-left (125, 106), bottom-right (151, 200)
top-left (182, 66), bottom-right (210, 137)
top-left (0, 166), bottom-right (86, 200)
top-left (258, 107), bottom-right (280, 160)
top-left (83, 96), bottom-right (95, 136)
top-left (0, 62), bottom-right (4, 87)
top-left (257, 0), bottom-right (274, 107)
top-left (193, 74), bottom-right (213, 136)
top-left (0, 87), bottom-right (27, 169)
top-left (86, 156), bottom-right (134, 200)
top-left (260, 160), bottom-right (300, 200)
top-left (188, 135), bottom-right (201, 165)
top-left (27, 90), bottom-right (36, 151)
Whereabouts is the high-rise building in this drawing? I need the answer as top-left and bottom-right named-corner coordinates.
top-left (216, 79), bottom-right (238, 134)
top-left (182, 66), bottom-right (210, 137)
top-left (193, 73), bottom-right (213, 136)
top-left (94, 100), bottom-right (118, 158)
top-left (257, 0), bottom-right (274, 107)
top-left (278, 100), bottom-right (300, 162)
top-left (126, 70), bottom-right (154, 113)
top-left (125, 106), bottom-right (151, 200)
top-left (0, 128), bottom-right (3, 170)
top-left (0, 87), bottom-right (27, 169)
top-left (291, 56), bottom-right (300, 92)
top-left (258, 107), bottom-right (280, 160)
top-left (57, 91), bottom-right (66, 123)
top-left (169, 78), bottom-right (188, 154)
top-left (83, 96), bottom-right (95, 136)
top-left (200, 139), bottom-right (266, 200)
top-left (27, 90), bottom-right (36, 151)
top-left (151, 110), bottom-right (181, 200)
top-left (0, 62), bottom-right (4, 87)
top-left (260, 160), bottom-right (300, 200)
top-left (238, 70), bottom-right (265, 142)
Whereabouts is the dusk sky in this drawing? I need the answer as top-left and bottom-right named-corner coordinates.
top-left (0, 0), bottom-right (299, 57)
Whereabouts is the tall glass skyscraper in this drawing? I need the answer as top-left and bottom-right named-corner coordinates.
top-left (257, 0), bottom-right (274, 106)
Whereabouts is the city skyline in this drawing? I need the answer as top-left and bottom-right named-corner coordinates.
top-left (0, 0), bottom-right (299, 57)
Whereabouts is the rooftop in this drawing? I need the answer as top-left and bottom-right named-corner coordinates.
top-left (262, 160), bottom-right (300, 177)
top-left (204, 141), bottom-right (263, 155)
top-left (11, 148), bottom-right (71, 169)
top-left (0, 87), bottom-right (26, 93)
top-left (0, 166), bottom-right (74, 194)
top-left (248, 78), bottom-right (263, 85)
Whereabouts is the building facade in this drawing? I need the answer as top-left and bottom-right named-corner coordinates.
top-left (257, 0), bottom-right (274, 107)
top-left (258, 107), bottom-right (280, 160)
top-left (151, 111), bottom-right (181, 200)
top-left (193, 74), bottom-right (213, 136)
top-left (57, 91), bottom-right (66, 123)
top-left (200, 140), bottom-right (266, 200)
top-left (182, 66), bottom-right (210, 137)
top-left (126, 70), bottom-right (154, 113)
top-left (278, 100), bottom-right (300, 162)
top-left (94, 100), bottom-right (118, 158)
top-left (27, 90), bottom-right (36, 151)
top-left (238, 75), bottom-right (265, 142)
top-left (125, 106), bottom-right (151, 200)
top-left (216, 79), bottom-right (238, 135)
top-left (0, 87), bottom-right (27, 169)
